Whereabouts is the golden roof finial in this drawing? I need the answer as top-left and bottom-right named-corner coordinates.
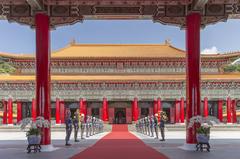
top-left (70, 38), bottom-right (76, 45)
top-left (165, 38), bottom-right (171, 46)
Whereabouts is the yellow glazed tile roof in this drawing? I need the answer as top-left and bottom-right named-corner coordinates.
top-left (0, 74), bottom-right (240, 81)
top-left (51, 43), bottom-right (186, 58)
top-left (0, 43), bottom-right (239, 59)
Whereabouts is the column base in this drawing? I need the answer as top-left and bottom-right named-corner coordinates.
top-left (175, 123), bottom-right (185, 125)
top-left (40, 144), bottom-right (58, 152)
top-left (179, 143), bottom-right (196, 151)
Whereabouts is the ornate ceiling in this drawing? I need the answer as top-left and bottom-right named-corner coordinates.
top-left (0, 0), bottom-right (240, 28)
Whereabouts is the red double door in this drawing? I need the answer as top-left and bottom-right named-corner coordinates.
top-left (108, 107), bottom-right (132, 124)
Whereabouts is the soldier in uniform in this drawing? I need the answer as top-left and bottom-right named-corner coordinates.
top-left (150, 115), bottom-right (154, 137)
top-left (159, 111), bottom-right (168, 141)
top-left (154, 113), bottom-right (159, 139)
top-left (147, 116), bottom-right (151, 136)
top-left (86, 116), bottom-right (90, 137)
top-left (65, 108), bottom-right (72, 146)
top-left (73, 109), bottom-right (80, 142)
top-left (89, 116), bottom-right (93, 136)
top-left (143, 118), bottom-right (147, 135)
top-left (80, 113), bottom-right (85, 139)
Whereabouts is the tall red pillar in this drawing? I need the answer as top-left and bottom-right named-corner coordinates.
top-left (133, 98), bottom-right (138, 121)
top-left (102, 98), bottom-right (108, 121)
top-left (17, 101), bottom-right (22, 123)
top-left (227, 97), bottom-right (232, 123)
top-left (186, 12), bottom-right (201, 144)
top-left (175, 100), bottom-right (180, 123)
top-left (232, 99), bottom-right (237, 123)
top-left (35, 13), bottom-right (51, 145)
top-left (60, 101), bottom-right (65, 124)
top-left (2, 99), bottom-right (7, 124)
top-left (153, 99), bottom-right (158, 114)
top-left (218, 99), bottom-right (223, 122)
top-left (203, 97), bottom-right (208, 117)
top-left (180, 98), bottom-right (185, 123)
top-left (32, 98), bottom-right (37, 121)
top-left (7, 98), bottom-right (13, 124)
top-left (79, 98), bottom-right (84, 115)
top-left (55, 98), bottom-right (60, 124)
top-left (83, 100), bottom-right (87, 117)
top-left (157, 98), bottom-right (162, 112)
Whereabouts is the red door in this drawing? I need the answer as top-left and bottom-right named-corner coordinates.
top-left (108, 108), bottom-right (114, 124)
top-left (126, 108), bottom-right (132, 124)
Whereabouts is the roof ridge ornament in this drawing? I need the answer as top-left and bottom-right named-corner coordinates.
top-left (70, 38), bottom-right (76, 45)
top-left (165, 39), bottom-right (171, 46)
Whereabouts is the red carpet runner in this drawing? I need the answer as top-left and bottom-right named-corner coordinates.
top-left (71, 124), bottom-right (169, 159)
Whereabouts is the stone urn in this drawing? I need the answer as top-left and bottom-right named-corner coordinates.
top-left (196, 134), bottom-right (210, 143)
top-left (27, 135), bottom-right (41, 145)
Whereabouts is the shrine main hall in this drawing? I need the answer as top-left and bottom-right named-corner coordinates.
top-left (1, 41), bottom-right (240, 125)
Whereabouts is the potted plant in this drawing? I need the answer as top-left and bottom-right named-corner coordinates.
top-left (188, 115), bottom-right (219, 144)
top-left (19, 116), bottom-right (50, 145)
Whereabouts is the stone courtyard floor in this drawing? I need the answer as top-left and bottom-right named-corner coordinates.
top-left (0, 130), bottom-right (240, 159)
top-left (132, 131), bottom-right (240, 159)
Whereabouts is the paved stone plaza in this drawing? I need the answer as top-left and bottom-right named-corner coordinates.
top-left (0, 128), bottom-right (240, 159)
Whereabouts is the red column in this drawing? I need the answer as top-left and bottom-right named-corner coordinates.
top-left (227, 97), bottom-right (232, 123)
top-left (60, 101), bottom-right (65, 124)
top-left (102, 98), bottom-right (108, 121)
top-left (55, 98), bottom-right (60, 124)
top-left (35, 13), bottom-right (51, 145)
top-left (83, 100), bottom-right (87, 117)
top-left (17, 101), bottom-right (22, 123)
top-left (79, 98), bottom-right (84, 115)
top-left (157, 98), bottom-right (162, 112)
top-left (186, 12), bottom-right (201, 144)
top-left (153, 99), bottom-right (158, 114)
top-left (218, 99), bottom-right (223, 122)
top-left (133, 98), bottom-right (138, 121)
top-left (2, 99), bottom-right (7, 124)
top-left (32, 98), bottom-right (37, 121)
top-left (232, 99), bottom-right (237, 123)
top-left (7, 98), bottom-right (13, 124)
top-left (175, 100), bottom-right (180, 123)
top-left (180, 98), bottom-right (185, 123)
top-left (203, 97), bottom-right (208, 117)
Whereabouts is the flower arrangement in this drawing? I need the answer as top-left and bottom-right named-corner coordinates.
top-left (158, 111), bottom-right (168, 122)
top-left (19, 116), bottom-right (50, 137)
top-left (187, 115), bottom-right (220, 129)
top-left (188, 115), bottom-right (220, 143)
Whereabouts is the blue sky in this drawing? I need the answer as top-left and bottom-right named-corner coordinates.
top-left (0, 19), bottom-right (239, 54)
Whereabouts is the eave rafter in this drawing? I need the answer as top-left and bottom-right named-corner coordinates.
top-left (0, 0), bottom-right (240, 28)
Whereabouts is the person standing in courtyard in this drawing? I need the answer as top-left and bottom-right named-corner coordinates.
top-left (159, 111), bottom-right (168, 141)
top-left (80, 113), bottom-right (85, 139)
top-left (65, 108), bottom-right (73, 146)
top-left (73, 109), bottom-right (80, 142)
top-left (154, 113), bottom-right (159, 139)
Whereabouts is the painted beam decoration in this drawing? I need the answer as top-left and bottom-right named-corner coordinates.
top-left (0, 0), bottom-right (240, 27)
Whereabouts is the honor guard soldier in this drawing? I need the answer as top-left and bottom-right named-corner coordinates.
top-left (73, 109), bottom-right (80, 142)
top-left (147, 116), bottom-right (151, 136)
top-left (80, 113), bottom-right (85, 139)
top-left (150, 115), bottom-right (154, 137)
top-left (154, 114), bottom-right (159, 139)
top-left (65, 108), bottom-right (72, 146)
top-left (86, 116), bottom-right (91, 137)
top-left (159, 111), bottom-right (168, 141)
